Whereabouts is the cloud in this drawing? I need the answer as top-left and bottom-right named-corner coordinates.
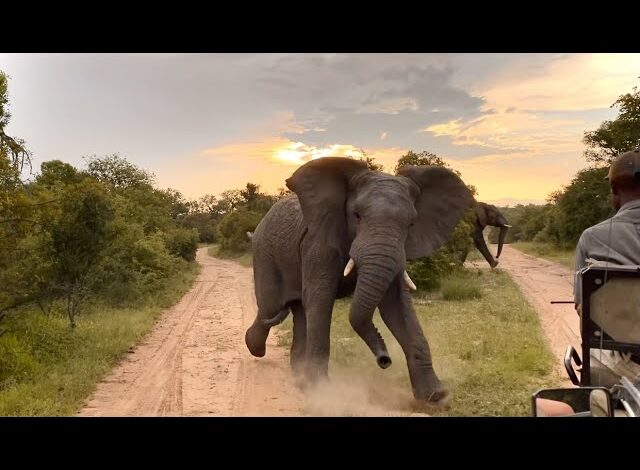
top-left (424, 111), bottom-right (586, 155)
top-left (474, 53), bottom-right (640, 112)
top-left (201, 132), bottom-right (369, 167)
top-left (358, 97), bottom-right (419, 114)
top-left (442, 148), bottom-right (587, 202)
top-left (6, 53), bottom-right (637, 204)
top-left (256, 54), bottom-right (490, 149)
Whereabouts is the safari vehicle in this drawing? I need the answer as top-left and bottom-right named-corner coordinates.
top-left (532, 263), bottom-right (640, 417)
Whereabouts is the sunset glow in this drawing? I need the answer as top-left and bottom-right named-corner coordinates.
top-left (1, 53), bottom-right (638, 204)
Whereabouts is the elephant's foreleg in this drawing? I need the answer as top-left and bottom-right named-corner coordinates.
top-left (245, 306), bottom-right (288, 357)
top-left (378, 280), bottom-right (450, 406)
top-left (301, 250), bottom-right (341, 384)
top-left (290, 301), bottom-right (306, 375)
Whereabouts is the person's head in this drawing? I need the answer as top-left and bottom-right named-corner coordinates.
top-left (608, 149), bottom-right (640, 210)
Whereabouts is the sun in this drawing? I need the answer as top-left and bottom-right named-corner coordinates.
top-left (274, 142), bottom-right (365, 165)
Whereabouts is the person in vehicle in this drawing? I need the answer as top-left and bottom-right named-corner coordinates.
top-left (537, 149), bottom-right (640, 417)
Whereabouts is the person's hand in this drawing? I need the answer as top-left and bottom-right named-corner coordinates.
top-left (536, 398), bottom-right (576, 417)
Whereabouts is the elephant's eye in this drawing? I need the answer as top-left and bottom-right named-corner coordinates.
top-left (354, 212), bottom-right (361, 220)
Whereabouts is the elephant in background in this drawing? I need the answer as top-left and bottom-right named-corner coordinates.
top-left (244, 157), bottom-right (473, 406)
top-left (471, 202), bottom-right (510, 268)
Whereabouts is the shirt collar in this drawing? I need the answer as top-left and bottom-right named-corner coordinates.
top-left (618, 199), bottom-right (640, 213)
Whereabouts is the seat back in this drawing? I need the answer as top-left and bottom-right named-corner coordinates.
top-left (578, 263), bottom-right (640, 385)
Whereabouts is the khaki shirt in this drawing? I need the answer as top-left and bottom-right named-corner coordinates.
top-left (574, 199), bottom-right (640, 303)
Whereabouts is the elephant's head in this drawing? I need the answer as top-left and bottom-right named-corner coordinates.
top-left (473, 202), bottom-right (511, 266)
top-left (286, 157), bottom-right (473, 368)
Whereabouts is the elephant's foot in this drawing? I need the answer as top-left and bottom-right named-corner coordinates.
top-left (245, 323), bottom-right (269, 357)
top-left (293, 374), bottom-right (310, 391)
top-left (301, 362), bottom-right (330, 388)
top-left (425, 388), bottom-right (452, 408)
top-left (291, 366), bottom-right (328, 392)
top-left (290, 355), bottom-right (306, 377)
top-left (414, 388), bottom-right (452, 410)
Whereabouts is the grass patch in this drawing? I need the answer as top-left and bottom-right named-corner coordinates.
top-left (512, 241), bottom-right (575, 270)
top-left (0, 262), bottom-right (199, 416)
top-left (441, 270), bottom-right (483, 300)
top-left (278, 268), bottom-right (560, 416)
top-left (465, 248), bottom-right (485, 263)
top-left (207, 244), bottom-right (253, 267)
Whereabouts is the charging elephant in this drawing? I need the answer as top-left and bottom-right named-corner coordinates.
top-left (244, 157), bottom-right (473, 406)
top-left (471, 202), bottom-right (511, 268)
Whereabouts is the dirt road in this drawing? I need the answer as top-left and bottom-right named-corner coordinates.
top-left (468, 245), bottom-right (581, 382)
top-left (79, 247), bottom-right (305, 417)
top-left (80, 244), bottom-right (580, 416)
top-left (78, 248), bottom-right (421, 417)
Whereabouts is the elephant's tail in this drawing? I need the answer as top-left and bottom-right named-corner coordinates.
top-left (259, 307), bottom-right (290, 327)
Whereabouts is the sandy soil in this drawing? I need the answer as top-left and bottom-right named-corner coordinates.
top-left (78, 247), bottom-right (305, 416)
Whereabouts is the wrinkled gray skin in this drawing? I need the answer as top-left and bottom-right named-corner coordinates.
top-left (472, 202), bottom-right (510, 268)
top-left (244, 157), bottom-right (473, 405)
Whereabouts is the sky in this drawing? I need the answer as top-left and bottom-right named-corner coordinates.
top-left (0, 53), bottom-right (638, 206)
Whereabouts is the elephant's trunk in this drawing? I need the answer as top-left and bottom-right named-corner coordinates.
top-left (472, 226), bottom-right (498, 268)
top-left (349, 242), bottom-right (403, 369)
top-left (496, 225), bottom-right (509, 259)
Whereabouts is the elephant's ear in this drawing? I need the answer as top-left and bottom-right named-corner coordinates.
top-left (286, 157), bottom-right (368, 248)
top-left (398, 165), bottom-right (474, 260)
top-left (475, 202), bottom-right (488, 227)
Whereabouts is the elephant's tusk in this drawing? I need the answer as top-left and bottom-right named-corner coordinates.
top-left (503, 224), bottom-right (512, 228)
top-left (403, 271), bottom-right (417, 291)
top-left (344, 258), bottom-right (355, 277)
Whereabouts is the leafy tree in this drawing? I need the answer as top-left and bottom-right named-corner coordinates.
top-left (219, 189), bottom-right (243, 212)
top-left (275, 187), bottom-right (292, 199)
top-left (85, 154), bottom-right (155, 189)
top-left (583, 82), bottom-right (640, 165)
top-left (240, 183), bottom-right (261, 210)
top-left (217, 209), bottom-right (262, 253)
top-left (36, 160), bottom-right (81, 188)
top-left (180, 212), bottom-right (217, 243)
top-left (539, 167), bottom-right (613, 246)
top-left (195, 194), bottom-right (221, 215)
top-left (394, 150), bottom-right (447, 174)
top-left (164, 227), bottom-right (199, 261)
top-left (160, 188), bottom-right (190, 220)
top-left (357, 152), bottom-right (385, 172)
top-left (43, 179), bottom-right (114, 327)
top-left (0, 71), bottom-right (31, 173)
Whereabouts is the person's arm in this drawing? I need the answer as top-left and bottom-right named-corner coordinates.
top-left (536, 398), bottom-right (576, 417)
top-left (573, 232), bottom-right (588, 310)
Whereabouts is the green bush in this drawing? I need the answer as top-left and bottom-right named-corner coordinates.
top-left (407, 211), bottom-right (474, 291)
top-left (91, 222), bottom-right (177, 305)
top-left (165, 227), bottom-right (199, 261)
top-left (216, 209), bottom-right (261, 253)
top-left (543, 167), bottom-right (613, 246)
top-left (180, 212), bottom-right (217, 243)
top-left (0, 334), bottom-right (39, 389)
top-left (407, 250), bottom-right (457, 291)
